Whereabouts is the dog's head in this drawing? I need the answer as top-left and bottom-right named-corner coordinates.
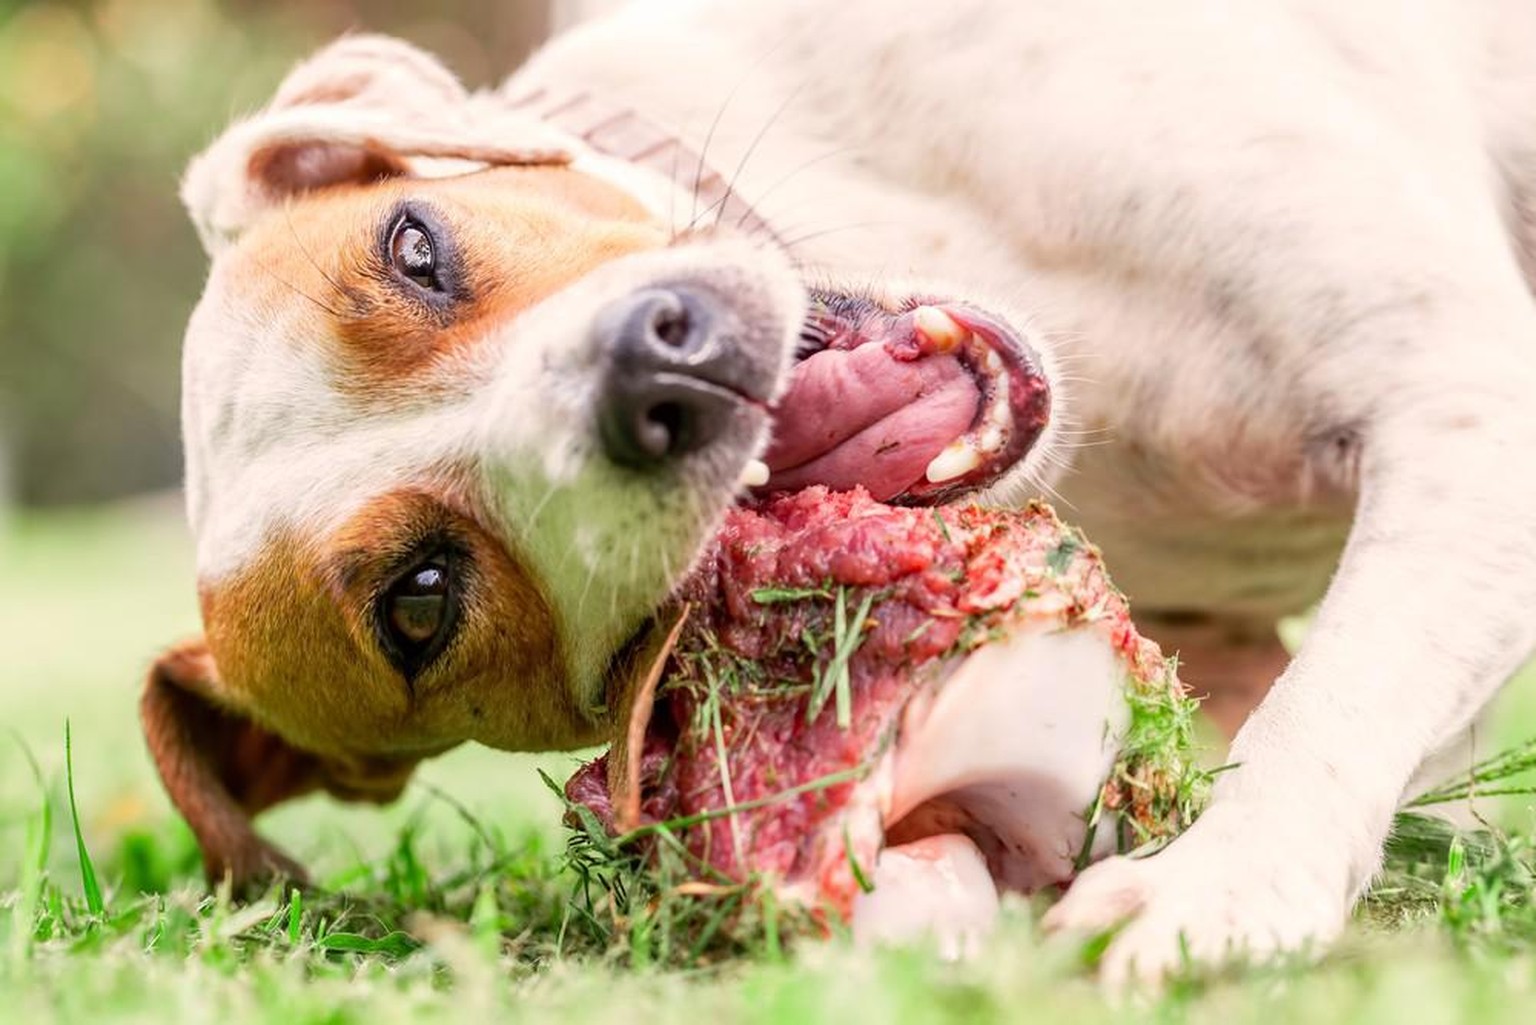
top-left (146, 36), bottom-right (1057, 887)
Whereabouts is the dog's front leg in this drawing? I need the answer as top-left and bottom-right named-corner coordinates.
top-left (1046, 308), bottom-right (1536, 984)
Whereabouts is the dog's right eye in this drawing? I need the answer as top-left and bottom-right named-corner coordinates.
top-left (390, 218), bottom-right (441, 291)
top-left (378, 556), bottom-right (461, 680)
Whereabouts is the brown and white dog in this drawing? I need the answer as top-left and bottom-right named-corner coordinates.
top-left (148, 0), bottom-right (1536, 983)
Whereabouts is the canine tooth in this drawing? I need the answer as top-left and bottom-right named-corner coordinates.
top-left (913, 305), bottom-right (968, 353)
top-left (925, 440), bottom-right (983, 483)
top-left (739, 458), bottom-right (771, 487)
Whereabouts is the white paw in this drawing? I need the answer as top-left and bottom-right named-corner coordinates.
top-left (1042, 803), bottom-right (1354, 988)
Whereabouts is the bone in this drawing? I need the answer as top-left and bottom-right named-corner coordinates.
top-left (852, 833), bottom-right (999, 960)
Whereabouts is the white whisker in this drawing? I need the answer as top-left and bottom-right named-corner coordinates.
top-left (697, 82), bottom-right (809, 233)
top-left (525, 478), bottom-right (563, 530)
top-left (733, 144), bottom-right (860, 231)
top-left (686, 39), bottom-right (790, 228)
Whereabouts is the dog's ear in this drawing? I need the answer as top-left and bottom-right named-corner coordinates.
top-left (141, 638), bottom-right (419, 892)
top-left (181, 34), bottom-right (573, 254)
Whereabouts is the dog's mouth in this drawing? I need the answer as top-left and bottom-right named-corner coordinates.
top-left (755, 292), bottom-right (1051, 504)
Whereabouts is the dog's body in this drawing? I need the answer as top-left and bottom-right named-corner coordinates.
top-left (151, 0), bottom-right (1536, 982)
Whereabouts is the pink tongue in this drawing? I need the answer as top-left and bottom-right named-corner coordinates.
top-left (764, 344), bottom-right (980, 501)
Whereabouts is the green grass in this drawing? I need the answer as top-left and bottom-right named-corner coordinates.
top-left (4, 499), bottom-right (1536, 1023)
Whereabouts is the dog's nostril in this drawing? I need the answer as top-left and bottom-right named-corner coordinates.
top-left (604, 382), bottom-right (731, 467)
top-left (651, 305), bottom-right (692, 349)
top-left (631, 401), bottom-right (688, 461)
top-left (646, 401), bottom-right (687, 442)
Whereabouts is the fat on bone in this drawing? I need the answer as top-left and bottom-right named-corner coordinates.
top-left (853, 833), bottom-right (999, 960)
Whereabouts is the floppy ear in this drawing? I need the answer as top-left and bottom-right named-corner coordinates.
top-left (141, 638), bottom-right (419, 893)
top-left (181, 34), bottom-right (573, 254)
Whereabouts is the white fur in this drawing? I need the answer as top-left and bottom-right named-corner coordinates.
top-left (184, 0), bottom-right (1536, 981)
top-left (514, 0), bottom-right (1536, 979)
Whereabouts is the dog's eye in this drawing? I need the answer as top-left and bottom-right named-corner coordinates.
top-left (390, 564), bottom-right (447, 642)
top-left (379, 557), bottom-right (460, 679)
top-left (390, 219), bottom-right (440, 291)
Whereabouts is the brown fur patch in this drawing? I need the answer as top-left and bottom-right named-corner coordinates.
top-left (200, 479), bottom-right (602, 764)
top-left (226, 165), bottom-right (666, 402)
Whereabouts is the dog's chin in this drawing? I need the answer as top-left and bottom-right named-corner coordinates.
top-left (752, 289), bottom-right (1053, 508)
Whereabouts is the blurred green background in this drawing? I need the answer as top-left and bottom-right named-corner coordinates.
top-left (0, 0), bottom-right (558, 509)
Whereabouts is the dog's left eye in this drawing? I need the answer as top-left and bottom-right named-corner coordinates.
top-left (379, 556), bottom-right (461, 679)
top-left (390, 218), bottom-right (441, 291)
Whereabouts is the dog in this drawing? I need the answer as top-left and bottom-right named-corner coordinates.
top-left (147, 0), bottom-right (1536, 984)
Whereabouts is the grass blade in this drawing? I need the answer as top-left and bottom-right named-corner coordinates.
top-left (64, 721), bottom-right (105, 917)
top-left (805, 587), bottom-right (875, 728)
top-left (708, 674), bottom-right (745, 868)
top-left (7, 731), bottom-right (52, 965)
top-left (286, 888), bottom-right (304, 946)
top-left (1409, 735), bottom-right (1536, 807)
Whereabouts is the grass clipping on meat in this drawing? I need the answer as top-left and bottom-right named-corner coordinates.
top-left (1088, 637), bottom-right (1208, 862)
top-left (560, 497), bottom-right (1211, 962)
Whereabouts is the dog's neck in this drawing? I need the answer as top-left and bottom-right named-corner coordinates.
top-left (507, 87), bottom-right (780, 244)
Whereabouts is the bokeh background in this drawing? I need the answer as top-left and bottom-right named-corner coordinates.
top-left (0, 0), bottom-right (579, 509)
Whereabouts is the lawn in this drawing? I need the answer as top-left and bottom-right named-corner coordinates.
top-left (3, 498), bottom-right (1536, 1023)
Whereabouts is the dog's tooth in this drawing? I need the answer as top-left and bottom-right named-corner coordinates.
top-left (925, 440), bottom-right (983, 483)
top-left (739, 459), bottom-right (771, 488)
top-left (914, 305), bottom-right (968, 353)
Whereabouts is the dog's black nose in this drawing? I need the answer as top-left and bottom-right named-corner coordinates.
top-left (598, 286), bottom-right (757, 467)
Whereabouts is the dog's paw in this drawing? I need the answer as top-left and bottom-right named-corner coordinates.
top-left (205, 837), bottom-right (311, 898)
top-left (1043, 803), bottom-right (1352, 988)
